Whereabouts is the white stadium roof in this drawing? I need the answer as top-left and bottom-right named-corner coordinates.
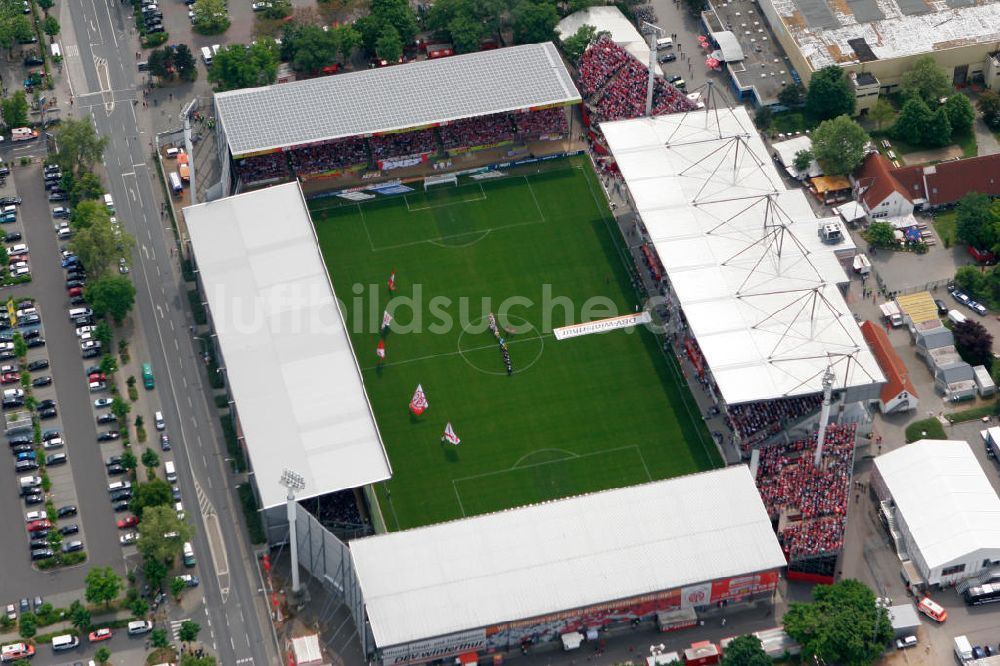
top-left (215, 42), bottom-right (581, 158)
top-left (185, 182), bottom-right (391, 509)
top-left (557, 6), bottom-right (662, 76)
top-left (600, 107), bottom-right (883, 404)
top-left (350, 466), bottom-right (785, 648)
top-left (875, 440), bottom-right (1000, 572)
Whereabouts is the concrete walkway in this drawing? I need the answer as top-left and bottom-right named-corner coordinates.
top-left (974, 115), bottom-right (1000, 156)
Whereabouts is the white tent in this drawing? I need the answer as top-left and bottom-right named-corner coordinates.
top-left (557, 7), bottom-right (662, 76)
top-left (710, 31), bottom-right (745, 62)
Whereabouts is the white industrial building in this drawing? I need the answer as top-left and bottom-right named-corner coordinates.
top-left (350, 466), bottom-right (786, 666)
top-left (872, 440), bottom-right (1000, 588)
top-left (185, 182), bottom-right (393, 540)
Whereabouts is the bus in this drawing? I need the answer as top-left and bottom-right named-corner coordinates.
top-left (142, 362), bottom-right (154, 389)
top-left (917, 596), bottom-right (948, 622)
top-left (963, 583), bottom-right (1000, 606)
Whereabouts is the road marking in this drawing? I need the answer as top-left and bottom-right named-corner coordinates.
top-left (174, 338), bottom-right (179, 350)
top-left (142, 244), bottom-right (149, 259)
top-left (169, 320), bottom-right (174, 331)
top-left (182, 376), bottom-right (188, 388)
top-left (231, 636), bottom-right (235, 650)
top-left (155, 264), bottom-right (160, 276)
top-left (170, 619), bottom-right (189, 641)
top-left (156, 305), bottom-right (164, 318)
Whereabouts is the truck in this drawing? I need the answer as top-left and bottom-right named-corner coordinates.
top-left (956, 635), bottom-right (973, 662)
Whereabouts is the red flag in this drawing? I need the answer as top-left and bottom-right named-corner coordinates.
top-left (376, 340), bottom-right (386, 360)
top-left (442, 422), bottom-right (460, 445)
top-left (409, 384), bottom-right (428, 416)
top-left (381, 310), bottom-right (392, 331)
top-left (388, 270), bottom-right (396, 292)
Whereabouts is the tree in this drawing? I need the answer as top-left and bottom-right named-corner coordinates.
top-left (193, 0), bottom-right (230, 34)
top-left (944, 93), bottom-right (975, 136)
top-left (144, 556), bottom-right (169, 592)
top-left (868, 98), bottom-right (895, 131)
top-left (811, 115), bottom-right (870, 176)
top-left (721, 635), bottom-right (770, 666)
top-left (924, 106), bottom-right (951, 147)
top-left (100, 353), bottom-right (118, 377)
top-left (42, 15), bottom-right (59, 36)
top-left (94, 321), bottom-right (113, 348)
top-left (85, 566), bottom-right (122, 608)
top-left (370, 0), bottom-right (418, 45)
top-left (179, 619), bottom-right (201, 644)
top-left (17, 613), bottom-right (36, 639)
top-left (330, 24), bottom-right (361, 62)
top-left (151, 627), bottom-right (170, 649)
top-left (137, 505), bottom-right (192, 563)
top-left (69, 599), bottom-right (91, 632)
top-left (210, 41), bottom-right (279, 91)
top-left (94, 646), bottom-right (111, 665)
top-left (70, 172), bottom-right (105, 206)
top-left (174, 44), bottom-right (197, 81)
top-left (448, 13), bottom-right (486, 54)
top-left (512, 0), bottom-right (558, 44)
top-left (290, 24), bottom-right (338, 72)
top-left (142, 447), bottom-right (161, 476)
top-left (112, 397), bottom-right (132, 429)
top-left (38, 0), bottom-right (53, 9)
top-left (754, 105), bottom-right (772, 130)
top-left (900, 55), bottom-right (951, 106)
top-left (793, 149), bottom-right (813, 173)
top-left (375, 25), bottom-right (403, 63)
top-left (148, 46), bottom-right (174, 79)
top-left (171, 575), bottom-right (188, 600)
top-left (955, 192), bottom-right (998, 251)
top-left (13, 333), bottom-right (26, 361)
top-left (867, 221), bottom-right (896, 248)
top-left (72, 218), bottom-right (132, 279)
top-left (69, 199), bottom-right (111, 231)
top-left (181, 655), bottom-right (217, 666)
top-left (778, 83), bottom-right (804, 108)
top-left (120, 448), bottom-right (138, 472)
top-left (956, 265), bottom-right (986, 296)
top-left (954, 319), bottom-right (994, 369)
top-left (784, 579), bottom-right (892, 666)
top-left (893, 97), bottom-right (933, 144)
top-left (560, 23), bottom-right (596, 63)
top-left (127, 595), bottom-right (149, 618)
top-left (85, 275), bottom-right (137, 324)
top-left (980, 89), bottom-right (1000, 131)
top-left (129, 478), bottom-right (172, 517)
top-left (806, 65), bottom-right (855, 121)
top-left (681, 0), bottom-right (705, 16)
top-left (54, 118), bottom-right (109, 178)
top-left (1, 91), bottom-right (29, 130)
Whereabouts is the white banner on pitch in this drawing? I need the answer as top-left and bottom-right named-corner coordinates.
top-left (554, 312), bottom-right (651, 341)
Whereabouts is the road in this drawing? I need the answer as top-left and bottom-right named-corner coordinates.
top-left (60, 1), bottom-right (277, 663)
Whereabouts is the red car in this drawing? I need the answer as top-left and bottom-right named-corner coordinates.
top-left (0, 372), bottom-right (19, 384)
top-left (68, 287), bottom-right (83, 297)
top-left (117, 516), bottom-right (139, 529)
top-left (88, 372), bottom-right (107, 382)
top-left (88, 627), bottom-right (112, 642)
top-left (26, 519), bottom-right (52, 532)
top-left (7, 254), bottom-right (27, 263)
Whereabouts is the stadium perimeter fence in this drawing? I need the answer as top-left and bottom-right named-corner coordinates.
top-left (295, 502), bottom-right (370, 657)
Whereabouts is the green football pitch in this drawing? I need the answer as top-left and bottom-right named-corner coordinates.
top-left (309, 157), bottom-right (721, 531)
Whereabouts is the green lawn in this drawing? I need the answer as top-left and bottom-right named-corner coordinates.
top-left (309, 158), bottom-right (720, 530)
top-left (934, 210), bottom-right (956, 247)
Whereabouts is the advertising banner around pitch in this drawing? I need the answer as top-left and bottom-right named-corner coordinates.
top-left (554, 312), bottom-right (651, 341)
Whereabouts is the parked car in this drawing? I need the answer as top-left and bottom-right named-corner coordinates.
top-left (31, 376), bottom-right (51, 387)
top-left (56, 505), bottom-right (77, 518)
top-left (26, 359), bottom-right (48, 371)
top-left (97, 431), bottom-right (120, 442)
top-left (117, 516), bottom-right (139, 529)
top-left (88, 628), bottom-right (113, 642)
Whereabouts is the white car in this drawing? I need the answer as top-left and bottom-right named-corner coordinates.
top-left (10, 267), bottom-right (30, 277)
top-left (0, 342), bottom-right (13, 351)
top-left (80, 340), bottom-right (101, 351)
top-left (75, 326), bottom-right (96, 337)
top-left (15, 307), bottom-right (35, 317)
top-left (79, 332), bottom-right (93, 342)
top-left (7, 244), bottom-right (27, 255)
top-left (24, 510), bottom-right (45, 522)
top-left (42, 437), bottom-right (64, 450)
top-left (251, 1), bottom-right (272, 10)
top-left (175, 502), bottom-right (185, 520)
top-left (119, 258), bottom-right (129, 274)
top-left (94, 397), bottom-right (113, 408)
top-left (120, 532), bottom-right (139, 545)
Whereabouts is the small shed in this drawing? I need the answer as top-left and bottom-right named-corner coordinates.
top-left (974, 365), bottom-right (996, 397)
top-left (290, 634), bottom-right (326, 666)
top-left (887, 603), bottom-right (920, 638)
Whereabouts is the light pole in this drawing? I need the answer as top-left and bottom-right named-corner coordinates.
top-left (641, 21), bottom-right (666, 117)
top-left (280, 469), bottom-right (306, 595)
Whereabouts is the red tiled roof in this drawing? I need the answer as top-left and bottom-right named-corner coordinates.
top-left (861, 320), bottom-right (918, 405)
top-left (893, 154), bottom-right (1000, 206)
top-left (856, 153), bottom-right (911, 209)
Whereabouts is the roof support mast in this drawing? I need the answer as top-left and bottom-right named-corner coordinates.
top-left (814, 367), bottom-right (836, 467)
top-left (642, 21), bottom-right (665, 117)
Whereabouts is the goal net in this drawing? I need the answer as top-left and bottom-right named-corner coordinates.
top-left (424, 173), bottom-right (458, 190)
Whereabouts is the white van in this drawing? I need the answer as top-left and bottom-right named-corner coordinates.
top-left (103, 193), bottom-right (114, 212)
top-left (165, 147), bottom-right (180, 159)
top-left (155, 411), bottom-right (165, 431)
top-left (183, 541), bottom-right (196, 567)
top-left (107, 480), bottom-right (131, 493)
top-left (165, 460), bottom-right (176, 482)
top-left (52, 634), bottom-right (79, 651)
top-left (50, 43), bottom-right (62, 58)
top-left (127, 620), bottom-right (153, 635)
top-left (201, 46), bottom-right (213, 66)
top-left (948, 309), bottom-right (968, 326)
top-left (656, 37), bottom-right (673, 50)
top-left (68, 307), bottom-right (92, 319)
top-left (3, 388), bottom-right (24, 399)
top-left (169, 171), bottom-right (183, 194)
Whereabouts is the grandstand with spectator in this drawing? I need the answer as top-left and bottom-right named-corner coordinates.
top-left (213, 42), bottom-right (582, 195)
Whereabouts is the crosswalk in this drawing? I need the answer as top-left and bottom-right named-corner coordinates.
top-left (169, 618), bottom-right (188, 642)
top-left (235, 659), bottom-right (255, 665)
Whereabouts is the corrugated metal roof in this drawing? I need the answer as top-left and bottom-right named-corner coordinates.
top-left (351, 466), bottom-right (785, 648)
top-left (875, 440), bottom-right (1000, 572)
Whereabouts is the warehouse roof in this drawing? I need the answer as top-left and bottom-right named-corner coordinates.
top-left (215, 42), bottom-right (581, 158)
top-left (350, 466), bottom-right (785, 648)
top-left (185, 182), bottom-right (392, 509)
top-left (600, 107), bottom-right (882, 404)
top-left (875, 440), bottom-right (1000, 571)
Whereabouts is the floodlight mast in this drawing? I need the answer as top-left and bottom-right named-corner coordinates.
top-left (813, 368), bottom-right (836, 467)
top-left (642, 21), bottom-right (665, 117)
top-left (280, 469), bottom-right (306, 594)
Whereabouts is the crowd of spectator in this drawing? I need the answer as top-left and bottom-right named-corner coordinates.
top-left (301, 490), bottom-right (365, 529)
top-left (440, 113), bottom-right (515, 150)
top-left (237, 152), bottom-right (291, 184)
top-left (369, 128), bottom-right (440, 161)
top-left (576, 37), bottom-right (632, 96)
top-left (727, 394), bottom-right (824, 453)
top-left (753, 423), bottom-right (856, 562)
top-left (289, 137), bottom-right (369, 175)
top-left (514, 108), bottom-right (569, 140)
